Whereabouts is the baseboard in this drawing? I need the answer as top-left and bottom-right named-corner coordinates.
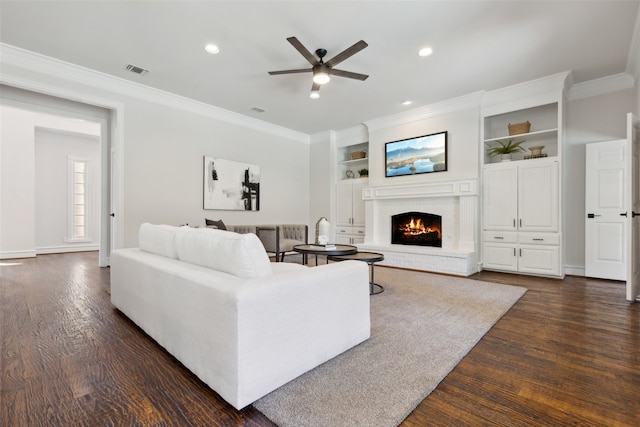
top-left (36, 244), bottom-right (99, 255)
top-left (564, 265), bottom-right (585, 277)
top-left (0, 250), bottom-right (37, 260)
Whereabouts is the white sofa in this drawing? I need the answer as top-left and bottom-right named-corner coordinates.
top-left (110, 224), bottom-right (370, 409)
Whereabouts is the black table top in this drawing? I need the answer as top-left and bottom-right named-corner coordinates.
top-left (328, 252), bottom-right (384, 262)
top-left (292, 244), bottom-right (358, 256)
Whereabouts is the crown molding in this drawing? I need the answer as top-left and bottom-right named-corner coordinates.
top-left (0, 43), bottom-right (309, 144)
top-left (482, 71), bottom-right (571, 108)
top-left (567, 72), bottom-right (635, 101)
top-left (364, 91), bottom-right (484, 133)
top-left (625, 4), bottom-right (640, 81)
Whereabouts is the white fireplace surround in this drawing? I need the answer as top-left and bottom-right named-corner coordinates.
top-left (358, 179), bottom-right (479, 276)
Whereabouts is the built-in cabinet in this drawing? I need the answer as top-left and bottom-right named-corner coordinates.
top-left (482, 160), bottom-right (561, 276)
top-left (336, 179), bottom-right (366, 244)
top-left (481, 74), bottom-right (567, 278)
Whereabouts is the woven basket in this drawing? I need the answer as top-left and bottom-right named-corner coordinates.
top-left (351, 151), bottom-right (366, 160)
top-left (508, 121), bottom-right (531, 135)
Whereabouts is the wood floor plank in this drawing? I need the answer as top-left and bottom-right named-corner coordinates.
top-left (1, 253), bottom-right (638, 426)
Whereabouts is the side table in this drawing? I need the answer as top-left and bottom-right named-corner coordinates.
top-left (328, 252), bottom-right (385, 295)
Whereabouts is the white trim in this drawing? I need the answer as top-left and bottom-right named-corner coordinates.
top-left (625, 4), bottom-right (640, 81)
top-left (363, 179), bottom-right (478, 200)
top-left (482, 71), bottom-right (571, 108)
top-left (0, 43), bottom-right (309, 144)
top-left (564, 265), bottom-right (586, 277)
top-left (566, 73), bottom-right (635, 101)
top-left (364, 92), bottom-right (484, 132)
top-left (36, 245), bottom-right (99, 255)
top-left (0, 250), bottom-right (37, 260)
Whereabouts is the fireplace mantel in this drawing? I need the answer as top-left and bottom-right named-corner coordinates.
top-left (359, 179), bottom-right (479, 276)
top-left (363, 179), bottom-right (477, 201)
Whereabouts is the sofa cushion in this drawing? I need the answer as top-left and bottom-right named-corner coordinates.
top-left (175, 227), bottom-right (272, 278)
top-left (139, 223), bottom-right (179, 259)
top-left (205, 218), bottom-right (227, 230)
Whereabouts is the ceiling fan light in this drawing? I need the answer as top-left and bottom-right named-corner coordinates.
top-left (313, 72), bottom-right (330, 85)
top-left (313, 64), bottom-right (331, 84)
top-left (205, 44), bottom-right (220, 54)
top-left (418, 47), bottom-right (433, 57)
top-left (310, 91), bottom-right (320, 99)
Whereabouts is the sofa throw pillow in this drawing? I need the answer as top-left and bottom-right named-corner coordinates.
top-left (175, 227), bottom-right (272, 278)
top-left (205, 218), bottom-right (227, 230)
top-left (139, 223), bottom-right (179, 259)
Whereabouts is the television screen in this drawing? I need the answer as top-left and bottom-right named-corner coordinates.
top-left (385, 131), bottom-right (447, 177)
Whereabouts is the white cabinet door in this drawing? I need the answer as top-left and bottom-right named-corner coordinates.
top-left (483, 165), bottom-right (518, 231)
top-left (351, 181), bottom-right (365, 226)
top-left (336, 183), bottom-right (353, 225)
top-left (482, 243), bottom-right (518, 272)
top-left (519, 161), bottom-right (559, 232)
top-left (518, 245), bottom-right (561, 276)
top-left (337, 181), bottom-right (366, 226)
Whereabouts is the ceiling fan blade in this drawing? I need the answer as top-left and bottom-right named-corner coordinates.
top-left (325, 40), bottom-right (368, 67)
top-left (331, 68), bottom-right (369, 81)
top-left (287, 37), bottom-right (319, 66)
top-left (268, 68), bottom-right (313, 75)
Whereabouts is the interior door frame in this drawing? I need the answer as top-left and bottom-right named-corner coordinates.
top-left (0, 76), bottom-right (125, 266)
top-left (625, 113), bottom-right (639, 302)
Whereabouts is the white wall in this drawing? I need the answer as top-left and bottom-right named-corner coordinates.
top-left (0, 107), bottom-right (36, 258)
top-left (1, 53), bottom-right (311, 250)
top-left (366, 107), bottom-right (480, 188)
top-left (564, 89), bottom-right (636, 273)
top-left (35, 128), bottom-right (101, 252)
top-left (0, 105), bottom-right (102, 258)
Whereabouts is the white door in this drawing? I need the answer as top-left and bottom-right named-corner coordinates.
top-left (585, 139), bottom-right (627, 281)
top-left (625, 113), bottom-right (640, 302)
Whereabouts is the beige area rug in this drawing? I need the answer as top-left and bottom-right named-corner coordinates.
top-left (253, 267), bottom-right (527, 427)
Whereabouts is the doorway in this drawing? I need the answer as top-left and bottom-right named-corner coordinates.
top-left (0, 84), bottom-right (116, 266)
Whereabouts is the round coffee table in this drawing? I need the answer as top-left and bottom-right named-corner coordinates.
top-left (293, 244), bottom-right (358, 266)
top-left (328, 251), bottom-right (385, 295)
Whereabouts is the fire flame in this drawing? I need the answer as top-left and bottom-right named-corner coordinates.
top-left (399, 217), bottom-right (441, 238)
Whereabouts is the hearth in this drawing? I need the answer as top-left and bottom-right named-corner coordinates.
top-left (391, 212), bottom-right (442, 248)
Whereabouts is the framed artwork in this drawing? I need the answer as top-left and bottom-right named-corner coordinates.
top-left (385, 131), bottom-right (448, 177)
top-left (203, 156), bottom-right (260, 210)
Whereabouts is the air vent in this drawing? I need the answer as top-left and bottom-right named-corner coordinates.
top-left (251, 107), bottom-right (266, 113)
top-left (125, 64), bottom-right (149, 75)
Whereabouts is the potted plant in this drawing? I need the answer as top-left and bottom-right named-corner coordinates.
top-left (486, 139), bottom-right (526, 162)
top-left (358, 168), bottom-right (369, 177)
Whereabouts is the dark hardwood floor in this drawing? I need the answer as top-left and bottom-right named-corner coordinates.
top-left (1, 252), bottom-right (638, 426)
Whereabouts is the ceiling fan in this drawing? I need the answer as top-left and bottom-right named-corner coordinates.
top-left (268, 37), bottom-right (369, 96)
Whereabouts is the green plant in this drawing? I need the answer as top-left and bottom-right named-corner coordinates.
top-left (486, 139), bottom-right (526, 157)
top-left (358, 168), bottom-right (369, 176)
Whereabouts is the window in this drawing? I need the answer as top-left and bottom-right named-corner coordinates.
top-left (67, 158), bottom-right (90, 242)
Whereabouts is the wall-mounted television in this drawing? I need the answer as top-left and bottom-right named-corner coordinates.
top-left (384, 131), bottom-right (448, 177)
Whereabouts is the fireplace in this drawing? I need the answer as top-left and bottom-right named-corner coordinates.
top-left (391, 212), bottom-right (442, 248)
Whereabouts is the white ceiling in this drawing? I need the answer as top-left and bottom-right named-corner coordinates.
top-left (1, 1), bottom-right (639, 135)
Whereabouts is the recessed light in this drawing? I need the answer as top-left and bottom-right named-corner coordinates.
top-left (418, 47), bottom-right (433, 57)
top-left (205, 44), bottom-right (220, 54)
top-left (401, 100), bottom-right (413, 106)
